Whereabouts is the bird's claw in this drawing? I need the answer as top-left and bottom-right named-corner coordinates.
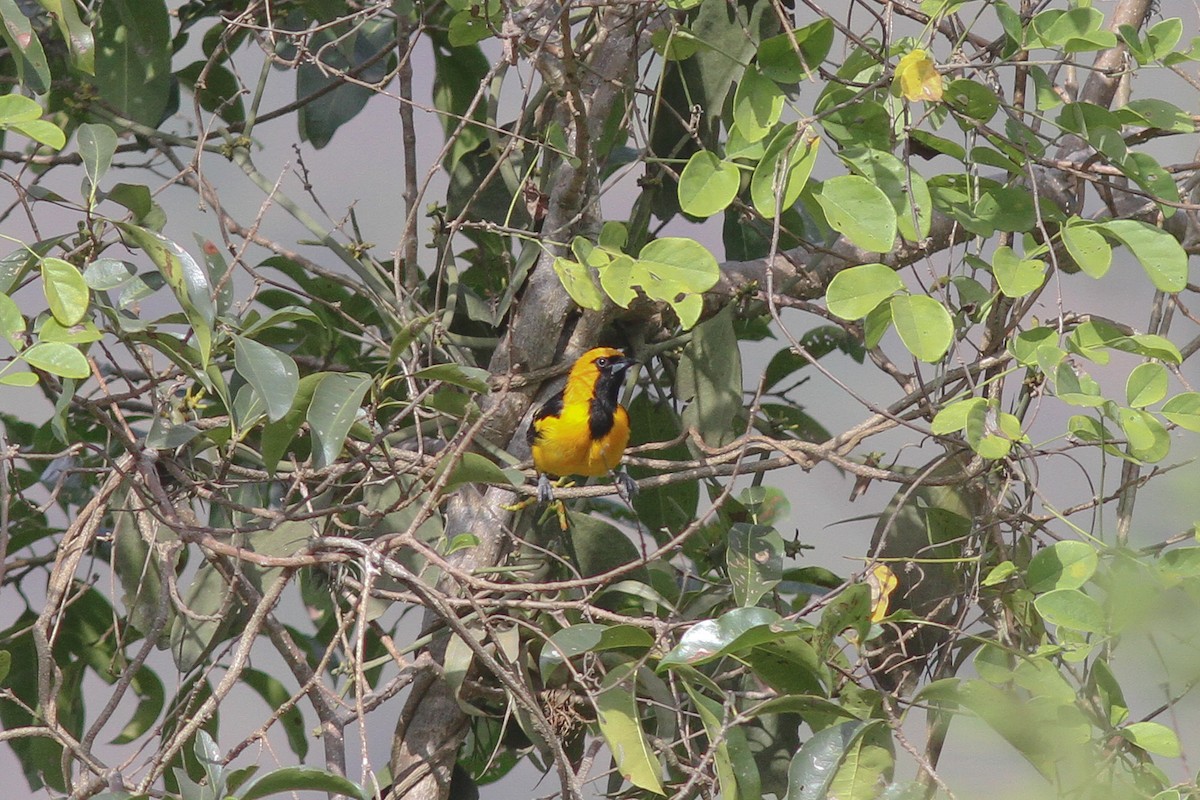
top-left (616, 470), bottom-right (638, 502)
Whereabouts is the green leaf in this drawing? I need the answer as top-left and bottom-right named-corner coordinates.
top-left (732, 67), bottom-right (784, 143)
top-left (110, 492), bottom-right (169, 646)
top-left (540, 624), bottom-right (654, 678)
top-left (436, 452), bottom-right (519, 492)
top-left (306, 372), bottom-right (371, 468)
top-left (1037, 7), bottom-right (1107, 47)
top-left (240, 669), bottom-right (309, 760)
top-left (83, 258), bottom-right (137, 290)
top-left (820, 94), bottom-right (891, 149)
top-left (628, 394), bottom-right (698, 536)
top-left (1121, 722), bottom-right (1182, 758)
top-left (814, 175), bottom-right (897, 253)
top-left (1061, 219), bottom-right (1112, 278)
top-left (297, 19), bottom-right (393, 149)
top-left (1067, 319), bottom-right (1122, 363)
top-left (909, 130), bottom-right (966, 161)
top-left (762, 327), bottom-right (864, 390)
top-left (0, 0), bottom-right (51, 93)
top-left (116, 224), bottom-right (215, 364)
top-left (1118, 407), bottom-right (1170, 462)
top-left (1122, 152), bottom-right (1180, 215)
top-left (77, 123), bottom-right (118, 191)
top-left (953, 678), bottom-right (1089, 779)
top-left (1034, 588), bottom-right (1105, 633)
top-left (553, 255), bottom-right (604, 311)
top-left (0, 293), bottom-right (26, 348)
top-left (678, 306), bottom-right (741, 447)
top-left (568, 513), bottom-right (647, 581)
top-left (975, 184), bottom-right (1037, 233)
top-left (41, 258), bottom-right (90, 327)
top-left (745, 637), bottom-right (827, 696)
top-left (0, 94), bottom-right (44, 124)
top-left (8, 120), bottom-right (65, 150)
top-left (1027, 541), bottom-right (1098, 593)
top-left (1122, 334), bottom-right (1181, 364)
top-left (757, 20), bottom-right (834, 82)
top-left (233, 335), bottom-right (300, 424)
top-left (1054, 361), bottom-right (1105, 407)
top-left (931, 176), bottom-right (1037, 236)
top-left (1126, 362), bottom-right (1168, 408)
top-left (863, 300), bottom-right (892, 348)
top-left (725, 123), bottom-right (767, 161)
top-left (1068, 414), bottom-right (1123, 457)
top-left (411, 363), bottom-right (490, 393)
top-left (1145, 18), bottom-right (1184, 60)
top-left (826, 723), bottom-right (895, 800)
top-left (142, 417), bottom-right (202, 451)
top-left (34, 0), bottom-right (95, 74)
top-left (787, 720), bottom-right (890, 800)
top-left (1009, 327), bottom-right (1058, 368)
top-left (841, 147), bottom-right (932, 242)
top-left (241, 305), bottom-right (322, 338)
top-left (981, 561), bottom-right (1016, 587)
top-left (170, 561), bottom-right (240, 673)
top-left (260, 373), bottom-right (321, 473)
top-left (94, 0), bottom-right (171, 126)
top-left (1161, 392), bottom-right (1200, 432)
top-left (238, 767), bottom-right (366, 800)
top-left (0, 372), bottom-right (38, 387)
top-left (107, 664), bottom-right (165, 747)
top-left (889, 295), bottom-right (954, 362)
top-left (1097, 220), bottom-right (1188, 293)
top-left (931, 397), bottom-right (984, 434)
top-left (817, 582), bottom-right (872, 647)
top-left (22, 341), bottom-right (89, 378)
top-left (678, 150), bottom-right (740, 218)
top-left (660, 607), bottom-right (790, 667)
top-left (596, 663), bottom-right (664, 795)
top-left (826, 264), bottom-right (904, 320)
top-left (944, 78), bottom-right (999, 123)
top-left (1056, 102), bottom-right (1122, 140)
top-left (650, 27), bottom-right (701, 61)
top-left (1118, 98), bottom-right (1193, 132)
top-left (991, 246), bottom-right (1045, 298)
top-left (728, 523), bottom-right (784, 607)
top-left (39, 319), bottom-right (101, 345)
top-left (176, 61), bottom-right (246, 124)
top-left (596, 252), bottom-right (638, 309)
top-left (685, 685), bottom-right (742, 798)
top-left (970, 145), bottom-right (1022, 175)
top-left (629, 238), bottom-right (720, 329)
top-left (750, 126), bottom-right (820, 219)
top-left (447, 5), bottom-right (503, 46)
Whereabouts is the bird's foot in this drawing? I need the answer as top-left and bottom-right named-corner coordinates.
top-left (615, 469), bottom-right (638, 503)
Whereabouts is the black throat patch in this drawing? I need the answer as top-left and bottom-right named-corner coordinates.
top-left (588, 367), bottom-right (625, 440)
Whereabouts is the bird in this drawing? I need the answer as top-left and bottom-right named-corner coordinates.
top-left (526, 346), bottom-right (638, 503)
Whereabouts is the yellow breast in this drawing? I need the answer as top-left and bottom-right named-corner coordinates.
top-left (532, 404), bottom-right (630, 478)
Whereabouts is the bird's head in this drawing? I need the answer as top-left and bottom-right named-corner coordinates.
top-left (573, 347), bottom-right (636, 381)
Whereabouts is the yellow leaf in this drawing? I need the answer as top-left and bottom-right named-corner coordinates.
top-left (867, 564), bottom-right (899, 622)
top-left (896, 49), bottom-right (943, 103)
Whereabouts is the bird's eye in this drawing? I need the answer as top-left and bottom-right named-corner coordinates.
top-left (596, 357), bottom-right (609, 367)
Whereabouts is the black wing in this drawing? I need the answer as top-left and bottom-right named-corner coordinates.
top-left (527, 390), bottom-right (564, 446)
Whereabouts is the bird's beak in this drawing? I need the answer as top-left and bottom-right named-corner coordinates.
top-left (614, 355), bottom-right (637, 372)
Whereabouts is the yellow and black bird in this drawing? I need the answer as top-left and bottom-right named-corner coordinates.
top-left (527, 347), bottom-right (638, 502)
